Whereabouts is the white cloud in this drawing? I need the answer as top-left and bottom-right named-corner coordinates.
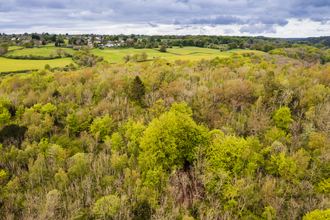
top-left (0, 0), bottom-right (330, 37)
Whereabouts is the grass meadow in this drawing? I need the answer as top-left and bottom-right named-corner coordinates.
top-left (92, 46), bottom-right (262, 63)
top-left (1, 46), bottom-right (264, 72)
top-left (0, 57), bottom-right (75, 72)
top-left (8, 46), bottom-right (23, 51)
top-left (6, 47), bottom-right (75, 57)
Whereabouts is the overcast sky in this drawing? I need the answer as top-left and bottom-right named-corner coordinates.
top-left (0, 0), bottom-right (330, 37)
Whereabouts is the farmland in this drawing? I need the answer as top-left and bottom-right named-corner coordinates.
top-left (91, 46), bottom-right (261, 63)
top-left (1, 46), bottom-right (263, 72)
top-left (6, 47), bottom-right (74, 57)
top-left (0, 57), bottom-right (75, 72)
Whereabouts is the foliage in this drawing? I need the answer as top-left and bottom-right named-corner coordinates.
top-left (303, 209), bottom-right (330, 220)
top-left (90, 114), bottom-right (115, 142)
top-left (139, 102), bottom-right (209, 173)
top-left (272, 107), bottom-right (293, 131)
top-left (128, 76), bottom-right (145, 104)
top-left (1, 47), bottom-right (330, 219)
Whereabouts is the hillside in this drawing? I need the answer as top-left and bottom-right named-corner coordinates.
top-left (1, 51), bottom-right (330, 219)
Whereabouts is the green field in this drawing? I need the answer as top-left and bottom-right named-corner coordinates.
top-left (91, 48), bottom-right (175, 63)
top-left (92, 46), bottom-right (262, 63)
top-left (1, 46), bottom-right (264, 72)
top-left (0, 57), bottom-right (75, 72)
top-left (8, 46), bottom-right (23, 51)
top-left (6, 47), bottom-right (75, 57)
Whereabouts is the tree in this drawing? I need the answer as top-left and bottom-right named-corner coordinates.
top-left (0, 47), bottom-right (6, 56)
top-left (303, 209), bottom-right (330, 219)
top-left (66, 112), bottom-right (80, 135)
top-left (90, 114), bottom-right (115, 142)
top-left (0, 42), bottom-right (9, 51)
top-left (23, 42), bottom-right (31, 48)
top-left (16, 105), bottom-right (25, 121)
top-left (68, 153), bottom-right (88, 179)
top-left (0, 43), bottom-right (9, 55)
top-left (123, 54), bottom-right (131, 63)
top-left (43, 113), bottom-right (54, 137)
top-left (159, 45), bottom-right (167, 52)
top-left (262, 206), bottom-right (277, 220)
top-left (272, 107), bottom-right (293, 131)
top-left (132, 199), bottom-right (153, 220)
top-left (206, 133), bottom-right (262, 177)
top-left (228, 42), bottom-right (238, 49)
top-left (29, 39), bottom-right (35, 47)
top-left (138, 102), bottom-right (209, 173)
top-left (84, 46), bottom-right (90, 53)
top-left (44, 64), bottom-right (50, 70)
top-left (128, 76), bottom-right (145, 104)
top-left (56, 34), bottom-right (65, 46)
top-left (140, 52), bottom-right (148, 61)
top-left (0, 108), bottom-right (11, 125)
top-left (41, 103), bottom-right (57, 116)
top-left (263, 45), bottom-right (275, 52)
top-left (131, 54), bottom-right (140, 62)
top-left (93, 195), bottom-right (121, 219)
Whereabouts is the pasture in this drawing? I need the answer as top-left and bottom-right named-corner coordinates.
top-left (8, 46), bottom-right (23, 51)
top-left (0, 57), bottom-right (75, 72)
top-left (1, 46), bottom-right (264, 73)
top-left (6, 47), bottom-right (75, 57)
top-left (92, 46), bottom-right (261, 63)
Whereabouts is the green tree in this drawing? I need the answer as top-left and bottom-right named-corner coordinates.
top-left (0, 107), bottom-right (11, 125)
top-left (56, 34), bottom-right (65, 46)
top-left (68, 153), bottom-right (88, 179)
top-left (44, 64), bottom-right (50, 70)
top-left (43, 113), bottom-right (54, 136)
top-left (90, 114), bottom-right (115, 142)
top-left (93, 195), bottom-right (121, 219)
top-left (206, 133), bottom-right (262, 177)
top-left (66, 112), bottom-right (80, 135)
top-left (262, 206), bottom-right (277, 220)
top-left (273, 107), bottom-right (293, 131)
top-left (303, 209), bottom-right (330, 220)
top-left (41, 103), bottom-right (57, 116)
top-left (138, 102), bottom-right (209, 173)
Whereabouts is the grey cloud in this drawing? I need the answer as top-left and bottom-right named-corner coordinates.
top-left (148, 22), bottom-right (159, 28)
top-left (190, 15), bottom-right (244, 25)
top-left (224, 29), bottom-right (235, 34)
top-left (310, 16), bottom-right (329, 24)
top-left (1, 0), bottom-right (330, 36)
top-left (174, 25), bottom-right (191, 30)
top-left (254, 16), bottom-right (289, 26)
top-left (240, 24), bottom-right (277, 34)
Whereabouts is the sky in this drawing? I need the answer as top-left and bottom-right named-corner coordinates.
top-left (0, 0), bottom-right (330, 37)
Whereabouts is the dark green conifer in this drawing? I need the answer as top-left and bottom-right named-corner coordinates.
top-left (129, 76), bottom-right (145, 105)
